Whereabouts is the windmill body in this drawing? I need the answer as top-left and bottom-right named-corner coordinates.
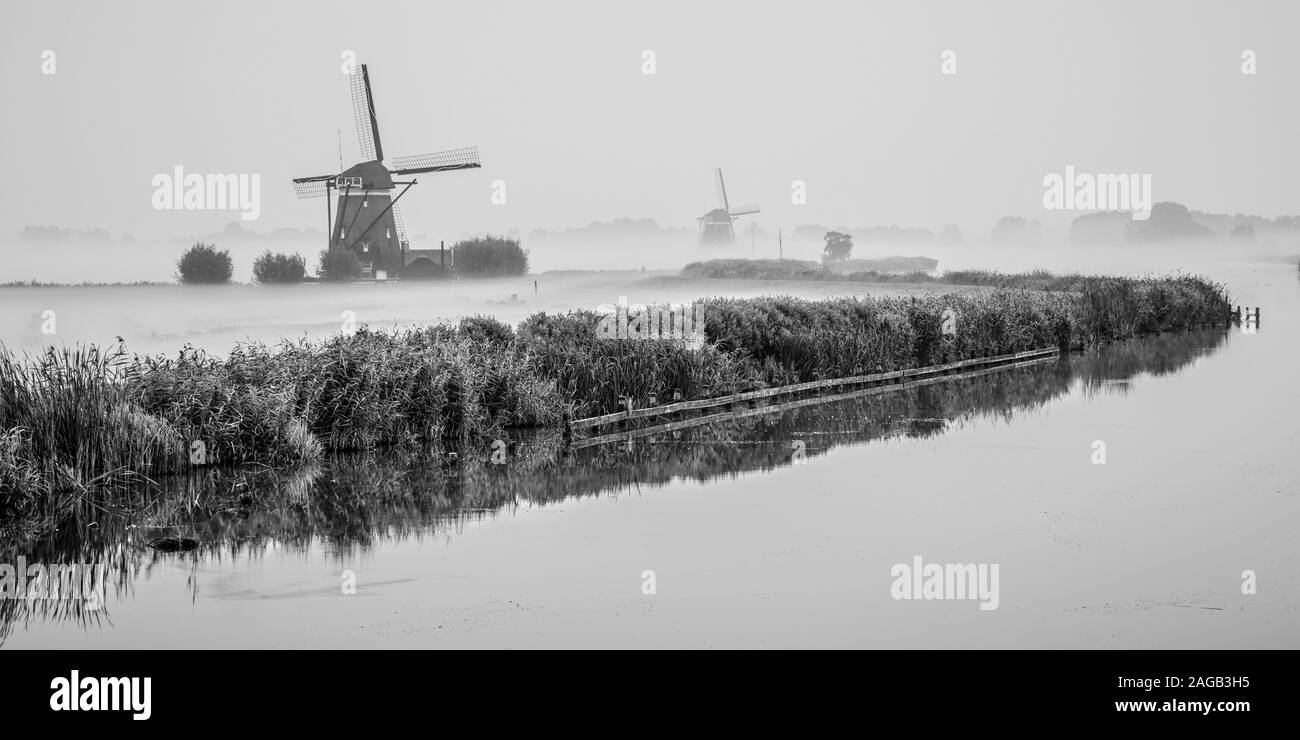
top-left (293, 64), bottom-right (480, 279)
top-left (697, 168), bottom-right (759, 245)
top-left (331, 161), bottom-right (400, 277)
top-left (698, 208), bottom-right (737, 244)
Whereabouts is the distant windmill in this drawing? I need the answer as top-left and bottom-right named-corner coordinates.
top-left (292, 64), bottom-right (480, 279)
top-left (697, 168), bottom-right (759, 245)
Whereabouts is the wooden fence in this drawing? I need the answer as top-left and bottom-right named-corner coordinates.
top-left (567, 346), bottom-right (1061, 448)
top-left (1233, 306), bottom-right (1260, 324)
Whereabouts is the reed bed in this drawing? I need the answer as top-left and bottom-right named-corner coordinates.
top-left (1, 271), bottom-right (1231, 533)
top-left (683, 259), bottom-right (1229, 301)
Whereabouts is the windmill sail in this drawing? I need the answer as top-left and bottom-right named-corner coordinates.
top-left (292, 174), bottom-right (334, 199)
top-left (391, 201), bottom-right (410, 250)
top-left (728, 202), bottom-right (760, 216)
top-left (292, 181), bottom-right (328, 199)
top-left (350, 65), bottom-right (384, 162)
top-left (715, 168), bottom-right (730, 212)
top-left (391, 146), bottom-right (482, 175)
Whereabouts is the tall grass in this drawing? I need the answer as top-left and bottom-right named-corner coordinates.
top-left (694, 291), bottom-right (1075, 384)
top-left (127, 328), bottom-right (564, 452)
top-left (518, 310), bottom-right (755, 417)
top-left (0, 344), bottom-right (185, 532)
top-left (1, 271), bottom-right (1231, 534)
top-left (0, 344), bottom-right (182, 488)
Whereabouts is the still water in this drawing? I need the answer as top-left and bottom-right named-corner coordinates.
top-left (2, 263), bottom-right (1297, 648)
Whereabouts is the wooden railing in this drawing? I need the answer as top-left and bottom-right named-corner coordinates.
top-left (567, 346), bottom-right (1061, 444)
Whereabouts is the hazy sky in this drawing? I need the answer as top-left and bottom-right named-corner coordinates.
top-left (3, 0), bottom-right (1297, 243)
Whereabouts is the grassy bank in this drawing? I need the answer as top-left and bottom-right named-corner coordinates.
top-left (683, 259), bottom-right (1168, 291)
top-left (831, 256), bottom-right (939, 273)
top-left (683, 258), bottom-right (944, 282)
top-left (0, 271), bottom-right (1231, 532)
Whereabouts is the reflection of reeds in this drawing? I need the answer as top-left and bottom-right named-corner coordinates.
top-left (0, 539), bottom-right (131, 647)
top-left (0, 563), bottom-right (114, 646)
top-left (1076, 329), bottom-right (1228, 398)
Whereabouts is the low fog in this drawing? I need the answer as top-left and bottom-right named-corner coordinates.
top-left (2, 0), bottom-right (1298, 355)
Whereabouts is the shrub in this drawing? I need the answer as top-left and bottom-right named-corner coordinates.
top-left (177, 243), bottom-right (233, 284)
top-left (253, 251), bottom-right (306, 284)
top-left (457, 316), bottom-right (515, 345)
top-left (454, 235), bottom-right (529, 277)
top-left (317, 249), bottom-right (361, 281)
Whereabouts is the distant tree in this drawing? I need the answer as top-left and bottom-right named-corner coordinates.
top-left (252, 251), bottom-right (306, 283)
top-left (1126, 202), bottom-right (1214, 243)
top-left (940, 224), bottom-right (963, 244)
top-left (1069, 211), bottom-right (1131, 245)
top-left (177, 242), bottom-right (233, 284)
top-left (317, 249), bottom-right (361, 281)
top-left (454, 235), bottom-right (529, 277)
top-left (991, 216), bottom-right (1023, 245)
top-left (1229, 223), bottom-right (1256, 243)
top-left (822, 231), bottom-right (854, 262)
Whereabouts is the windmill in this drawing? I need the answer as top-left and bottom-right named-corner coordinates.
top-left (292, 64), bottom-right (480, 279)
top-left (697, 168), bottom-right (759, 245)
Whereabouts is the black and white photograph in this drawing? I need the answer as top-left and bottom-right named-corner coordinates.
top-left (0, 0), bottom-right (1295, 722)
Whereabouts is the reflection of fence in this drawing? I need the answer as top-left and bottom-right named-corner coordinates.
top-left (568, 347), bottom-right (1061, 446)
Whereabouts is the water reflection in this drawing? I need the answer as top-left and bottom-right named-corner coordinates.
top-left (0, 328), bottom-right (1228, 645)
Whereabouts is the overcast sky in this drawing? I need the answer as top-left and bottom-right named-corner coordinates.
top-left (3, 0), bottom-right (1297, 242)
